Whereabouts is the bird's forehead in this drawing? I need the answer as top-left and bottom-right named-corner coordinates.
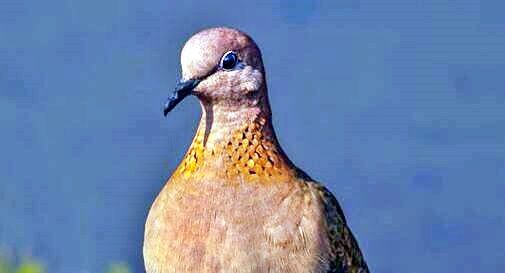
top-left (180, 27), bottom-right (258, 79)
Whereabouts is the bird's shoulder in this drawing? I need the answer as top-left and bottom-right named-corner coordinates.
top-left (293, 168), bottom-right (370, 273)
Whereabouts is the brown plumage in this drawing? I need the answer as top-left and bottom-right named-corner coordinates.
top-left (144, 27), bottom-right (370, 273)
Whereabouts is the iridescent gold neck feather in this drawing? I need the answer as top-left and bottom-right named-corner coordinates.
top-left (173, 97), bottom-right (296, 183)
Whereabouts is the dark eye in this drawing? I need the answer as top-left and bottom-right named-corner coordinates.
top-left (220, 51), bottom-right (238, 70)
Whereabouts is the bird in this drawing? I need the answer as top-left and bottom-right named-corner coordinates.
top-left (143, 27), bottom-right (370, 273)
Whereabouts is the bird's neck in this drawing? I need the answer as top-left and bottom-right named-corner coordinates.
top-left (173, 100), bottom-right (296, 183)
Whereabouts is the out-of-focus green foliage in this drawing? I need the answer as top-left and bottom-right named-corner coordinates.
top-left (0, 257), bottom-right (44, 273)
top-left (13, 261), bottom-right (43, 273)
top-left (105, 263), bottom-right (131, 273)
top-left (0, 255), bottom-right (130, 273)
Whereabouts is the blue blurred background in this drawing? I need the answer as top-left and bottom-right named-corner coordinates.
top-left (1, 0), bottom-right (505, 272)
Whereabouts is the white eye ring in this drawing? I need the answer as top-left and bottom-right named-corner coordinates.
top-left (220, 51), bottom-right (238, 70)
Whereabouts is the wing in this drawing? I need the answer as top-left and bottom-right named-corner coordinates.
top-left (293, 168), bottom-right (370, 272)
top-left (306, 180), bottom-right (370, 273)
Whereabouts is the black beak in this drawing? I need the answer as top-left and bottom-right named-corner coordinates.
top-left (163, 79), bottom-right (200, 116)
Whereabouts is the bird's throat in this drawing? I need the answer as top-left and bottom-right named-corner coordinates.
top-left (173, 103), bottom-right (294, 183)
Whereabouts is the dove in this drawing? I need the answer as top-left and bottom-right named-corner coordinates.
top-left (144, 27), bottom-right (370, 273)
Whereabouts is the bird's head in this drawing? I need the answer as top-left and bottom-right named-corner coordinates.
top-left (164, 27), bottom-right (267, 115)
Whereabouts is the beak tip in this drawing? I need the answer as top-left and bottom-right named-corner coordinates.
top-left (163, 104), bottom-right (170, 116)
top-left (163, 78), bottom-right (199, 117)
